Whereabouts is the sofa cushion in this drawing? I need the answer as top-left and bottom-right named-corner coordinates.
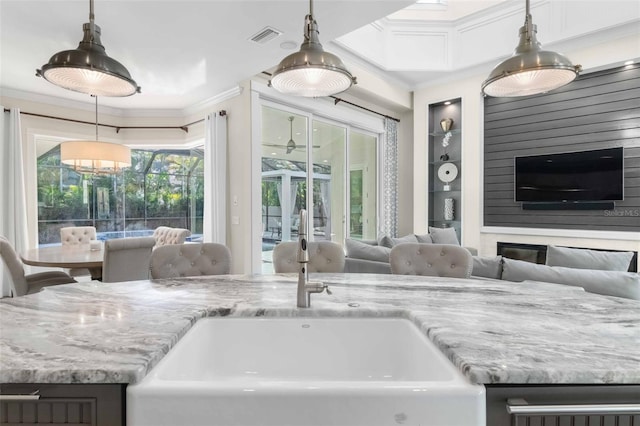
top-left (545, 245), bottom-right (634, 272)
top-left (345, 239), bottom-right (391, 263)
top-left (502, 258), bottom-right (640, 300)
top-left (344, 257), bottom-right (392, 274)
top-left (472, 255), bottom-right (503, 280)
top-left (415, 233), bottom-right (433, 244)
top-left (379, 234), bottom-right (418, 248)
top-left (378, 236), bottom-right (391, 248)
top-left (428, 227), bottom-right (460, 245)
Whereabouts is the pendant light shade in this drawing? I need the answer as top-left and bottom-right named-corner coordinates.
top-left (269, 0), bottom-right (356, 97)
top-left (36, 0), bottom-right (140, 97)
top-left (482, 0), bottom-right (581, 97)
top-left (61, 141), bottom-right (131, 173)
top-left (61, 96), bottom-right (131, 174)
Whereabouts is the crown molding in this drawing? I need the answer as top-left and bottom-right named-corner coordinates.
top-left (181, 86), bottom-right (244, 117)
top-left (412, 22), bottom-right (640, 91)
top-left (370, 21), bottom-right (385, 32)
top-left (340, 0), bottom-right (639, 91)
top-left (455, 2), bottom-right (524, 33)
top-left (329, 41), bottom-right (413, 90)
top-left (0, 87), bottom-right (131, 117)
top-left (0, 85), bottom-right (244, 119)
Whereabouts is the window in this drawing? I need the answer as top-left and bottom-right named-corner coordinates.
top-left (349, 131), bottom-right (377, 240)
top-left (259, 105), bottom-right (379, 272)
top-left (36, 144), bottom-right (204, 245)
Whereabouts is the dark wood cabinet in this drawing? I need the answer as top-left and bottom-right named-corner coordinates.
top-left (3, 382), bottom-right (639, 425)
top-left (0, 384), bottom-right (125, 426)
top-left (486, 385), bottom-right (640, 426)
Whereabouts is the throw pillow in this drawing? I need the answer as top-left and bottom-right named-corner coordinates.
top-left (428, 227), bottom-right (460, 245)
top-left (379, 234), bottom-right (418, 248)
top-left (502, 258), bottom-right (640, 300)
top-left (378, 235), bottom-right (393, 248)
top-left (472, 255), bottom-right (503, 280)
top-left (415, 233), bottom-right (433, 244)
top-left (545, 245), bottom-right (634, 272)
top-left (345, 239), bottom-right (391, 263)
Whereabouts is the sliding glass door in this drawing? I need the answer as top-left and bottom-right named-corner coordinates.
top-left (349, 130), bottom-right (377, 240)
top-left (259, 104), bottom-right (379, 273)
top-left (312, 119), bottom-right (345, 243)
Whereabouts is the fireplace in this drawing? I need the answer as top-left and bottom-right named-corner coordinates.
top-left (496, 242), bottom-right (637, 272)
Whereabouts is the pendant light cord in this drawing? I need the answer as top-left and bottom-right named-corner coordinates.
top-left (88, 0), bottom-right (97, 39)
top-left (289, 116), bottom-right (293, 141)
top-left (95, 95), bottom-right (99, 140)
top-left (524, 0), bottom-right (533, 41)
top-left (304, 0), bottom-right (316, 43)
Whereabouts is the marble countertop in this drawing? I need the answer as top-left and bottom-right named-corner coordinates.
top-left (1, 274), bottom-right (638, 385)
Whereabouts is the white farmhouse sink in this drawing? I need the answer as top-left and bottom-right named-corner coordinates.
top-left (127, 317), bottom-right (485, 426)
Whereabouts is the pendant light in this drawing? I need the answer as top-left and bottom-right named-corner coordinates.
top-left (61, 96), bottom-right (131, 174)
top-left (481, 0), bottom-right (581, 97)
top-left (269, 0), bottom-right (356, 97)
top-left (286, 116), bottom-right (296, 154)
top-left (36, 0), bottom-right (140, 97)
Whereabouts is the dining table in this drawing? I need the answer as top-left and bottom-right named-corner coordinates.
top-left (21, 244), bottom-right (104, 280)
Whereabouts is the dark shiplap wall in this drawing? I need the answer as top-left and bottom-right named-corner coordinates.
top-left (483, 64), bottom-right (640, 232)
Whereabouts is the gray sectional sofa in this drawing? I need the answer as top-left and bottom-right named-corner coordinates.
top-left (344, 227), bottom-right (476, 274)
top-left (345, 235), bottom-right (639, 301)
top-left (472, 245), bottom-right (639, 300)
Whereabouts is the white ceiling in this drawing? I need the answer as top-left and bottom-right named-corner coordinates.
top-left (0, 0), bottom-right (415, 111)
top-left (335, 0), bottom-right (640, 89)
top-left (1, 0), bottom-right (639, 113)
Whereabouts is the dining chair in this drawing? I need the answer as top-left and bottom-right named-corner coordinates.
top-left (273, 241), bottom-right (345, 273)
top-left (150, 243), bottom-right (231, 279)
top-left (153, 226), bottom-right (191, 248)
top-left (60, 226), bottom-right (97, 245)
top-left (390, 243), bottom-right (473, 278)
top-left (60, 226), bottom-right (97, 277)
top-left (102, 237), bottom-right (156, 283)
top-left (0, 236), bottom-right (77, 296)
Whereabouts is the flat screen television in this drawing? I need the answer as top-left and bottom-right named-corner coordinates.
top-left (514, 147), bottom-right (624, 203)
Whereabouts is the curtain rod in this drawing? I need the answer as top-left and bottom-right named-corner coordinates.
top-left (3, 108), bottom-right (208, 133)
top-left (260, 71), bottom-right (400, 123)
top-left (330, 96), bottom-right (400, 123)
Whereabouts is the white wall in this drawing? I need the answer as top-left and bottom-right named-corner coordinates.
top-left (413, 33), bottom-right (640, 268)
top-left (219, 84), bottom-right (252, 273)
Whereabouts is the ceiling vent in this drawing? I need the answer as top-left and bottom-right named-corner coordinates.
top-left (249, 27), bottom-right (282, 44)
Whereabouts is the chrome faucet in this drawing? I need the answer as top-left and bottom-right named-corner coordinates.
top-left (296, 209), bottom-right (331, 308)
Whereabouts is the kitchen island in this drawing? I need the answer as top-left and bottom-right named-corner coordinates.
top-left (1, 274), bottom-right (639, 425)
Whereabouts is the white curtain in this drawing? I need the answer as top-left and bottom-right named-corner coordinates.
top-left (287, 179), bottom-right (299, 237)
top-left (319, 180), bottom-right (330, 239)
top-left (203, 111), bottom-right (228, 244)
top-left (0, 107), bottom-right (28, 297)
top-left (381, 117), bottom-right (399, 237)
top-left (275, 180), bottom-right (283, 232)
top-left (289, 180), bottom-right (298, 218)
top-left (275, 181), bottom-right (282, 209)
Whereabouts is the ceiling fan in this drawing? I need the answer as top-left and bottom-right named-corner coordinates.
top-left (264, 116), bottom-right (319, 154)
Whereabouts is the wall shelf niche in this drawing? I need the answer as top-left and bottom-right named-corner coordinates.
top-left (428, 98), bottom-right (462, 242)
